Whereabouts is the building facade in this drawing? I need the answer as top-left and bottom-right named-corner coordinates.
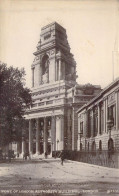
top-left (77, 78), bottom-right (119, 152)
top-left (21, 22), bottom-right (101, 157)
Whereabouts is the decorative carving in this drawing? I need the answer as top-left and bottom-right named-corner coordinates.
top-left (108, 93), bottom-right (115, 105)
top-left (41, 55), bottom-right (49, 84)
top-left (51, 50), bottom-right (55, 55)
top-left (44, 33), bottom-right (51, 40)
top-left (83, 84), bottom-right (94, 95)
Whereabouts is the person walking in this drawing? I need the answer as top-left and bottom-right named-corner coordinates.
top-left (8, 150), bottom-right (11, 162)
top-left (45, 151), bottom-right (47, 159)
top-left (60, 150), bottom-right (65, 165)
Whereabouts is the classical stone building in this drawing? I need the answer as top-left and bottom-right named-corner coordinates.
top-left (77, 78), bottom-right (119, 152)
top-left (22, 22), bottom-right (101, 156)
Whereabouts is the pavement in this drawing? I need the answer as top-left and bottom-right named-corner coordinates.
top-left (0, 157), bottom-right (119, 195)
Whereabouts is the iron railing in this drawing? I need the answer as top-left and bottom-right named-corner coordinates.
top-left (52, 150), bottom-right (119, 168)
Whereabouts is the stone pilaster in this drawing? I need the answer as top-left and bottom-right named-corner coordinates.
top-left (22, 137), bottom-right (25, 155)
top-left (29, 119), bottom-right (33, 155)
top-left (51, 116), bottom-right (56, 151)
top-left (61, 115), bottom-right (64, 150)
top-left (32, 68), bottom-right (34, 87)
top-left (55, 61), bottom-right (58, 81)
top-left (103, 98), bottom-right (106, 133)
top-left (36, 118), bottom-right (40, 154)
top-left (39, 63), bottom-right (42, 85)
top-left (105, 98), bottom-right (108, 132)
top-left (43, 117), bottom-right (47, 153)
top-left (115, 90), bottom-right (119, 130)
top-left (59, 59), bottom-right (61, 80)
top-left (56, 115), bottom-right (63, 151)
top-left (98, 104), bottom-right (101, 135)
top-left (91, 109), bottom-right (94, 137)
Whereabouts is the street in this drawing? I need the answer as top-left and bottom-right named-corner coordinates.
top-left (0, 158), bottom-right (119, 195)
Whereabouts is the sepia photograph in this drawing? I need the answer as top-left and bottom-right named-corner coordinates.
top-left (0, 0), bottom-right (119, 195)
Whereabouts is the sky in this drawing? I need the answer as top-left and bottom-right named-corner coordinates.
top-left (0, 0), bottom-right (119, 89)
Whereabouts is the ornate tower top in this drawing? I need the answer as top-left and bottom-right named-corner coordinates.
top-left (34, 22), bottom-right (70, 55)
top-left (31, 22), bottom-right (77, 88)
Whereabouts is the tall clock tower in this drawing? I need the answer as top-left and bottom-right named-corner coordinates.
top-left (31, 22), bottom-right (76, 88)
top-left (24, 22), bottom-right (101, 156)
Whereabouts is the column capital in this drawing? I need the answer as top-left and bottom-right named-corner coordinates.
top-left (103, 96), bottom-right (107, 101)
top-left (115, 88), bottom-right (119, 93)
top-left (51, 115), bottom-right (56, 120)
top-left (56, 115), bottom-right (64, 120)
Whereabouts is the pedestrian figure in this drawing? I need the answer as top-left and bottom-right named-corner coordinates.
top-left (60, 150), bottom-right (65, 165)
top-left (45, 151), bottom-right (47, 159)
top-left (29, 153), bottom-right (31, 160)
top-left (25, 153), bottom-right (27, 160)
top-left (23, 153), bottom-right (25, 160)
top-left (8, 150), bottom-right (11, 162)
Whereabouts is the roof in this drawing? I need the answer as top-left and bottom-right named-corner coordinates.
top-left (77, 77), bottom-right (119, 113)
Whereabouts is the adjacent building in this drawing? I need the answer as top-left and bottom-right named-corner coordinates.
top-left (77, 78), bottom-right (119, 152)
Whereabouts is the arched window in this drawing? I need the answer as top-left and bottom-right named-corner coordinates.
top-left (41, 55), bottom-right (49, 83)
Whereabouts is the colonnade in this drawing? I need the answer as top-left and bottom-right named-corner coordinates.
top-left (21, 115), bottom-right (64, 156)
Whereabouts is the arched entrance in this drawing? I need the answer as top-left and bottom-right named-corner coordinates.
top-left (92, 141), bottom-right (96, 151)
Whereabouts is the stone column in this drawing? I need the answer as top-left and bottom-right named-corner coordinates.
top-left (51, 116), bottom-right (56, 151)
top-left (98, 104), bottom-right (101, 135)
top-left (105, 98), bottom-right (108, 133)
top-left (59, 59), bottom-right (62, 80)
top-left (39, 63), bottom-right (42, 85)
top-left (91, 109), bottom-right (94, 137)
top-left (32, 68), bottom-right (34, 87)
top-left (56, 116), bottom-right (62, 151)
top-left (36, 118), bottom-right (40, 155)
top-left (56, 61), bottom-right (58, 81)
top-left (43, 117), bottom-right (47, 153)
top-left (22, 137), bottom-right (25, 155)
top-left (29, 119), bottom-right (33, 155)
top-left (115, 90), bottom-right (119, 130)
top-left (77, 115), bottom-right (80, 151)
top-left (103, 98), bottom-right (106, 133)
top-left (61, 115), bottom-right (64, 150)
top-left (62, 61), bottom-right (65, 80)
top-left (84, 111), bottom-right (87, 138)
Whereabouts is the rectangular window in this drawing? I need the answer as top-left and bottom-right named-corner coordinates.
top-left (94, 107), bottom-right (98, 136)
top-left (80, 122), bottom-right (83, 134)
top-left (108, 104), bottom-right (116, 126)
